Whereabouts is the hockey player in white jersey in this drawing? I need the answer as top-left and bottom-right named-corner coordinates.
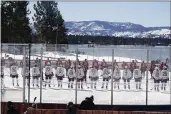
top-left (98, 65), bottom-right (103, 78)
top-left (101, 65), bottom-right (111, 89)
top-left (152, 66), bottom-right (161, 91)
top-left (133, 66), bottom-right (142, 90)
top-left (32, 65), bottom-right (40, 87)
top-left (113, 66), bottom-right (121, 89)
top-left (45, 62), bottom-right (54, 87)
top-left (56, 63), bottom-right (66, 88)
top-left (160, 66), bottom-right (169, 91)
top-left (122, 65), bottom-right (132, 89)
top-left (87, 65), bottom-right (99, 89)
top-left (76, 65), bottom-right (84, 89)
top-left (22, 65), bottom-right (30, 86)
top-left (10, 63), bottom-right (19, 86)
top-left (67, 65), bottom-right (76, 89)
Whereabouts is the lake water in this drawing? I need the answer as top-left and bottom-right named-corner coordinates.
top-left (69, 45), bottom-right (171, 62)
top-left (1, 44), bottom-right (171, 62)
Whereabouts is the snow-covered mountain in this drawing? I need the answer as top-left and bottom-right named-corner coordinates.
top-left (65, 21), bottom-right (170, 38)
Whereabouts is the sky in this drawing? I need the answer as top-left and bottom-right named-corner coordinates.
top-left (28, 2), bottom-right (170, 27)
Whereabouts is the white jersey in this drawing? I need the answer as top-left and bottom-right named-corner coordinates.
top-left (87, 68), bottom-right (98, 78)
top-left (98, 69), bottom-right (103, 77)
top-left (32, 67), bottom-right (40, 77)
top-left (67, 68), bottom-right (76, 78)
top-left (101, 68), bottom-right (111, 78)
top-left (133, 69), bottom-right (141, 79)
top-left (22, 67), bottom-right (30, 77)
top-left (113, 69), bottom-right (121, 79)
top-left (161, 70), bottom-right (169, 79)
top-left (56, 66), bottom-right (66, 77)
top-left (45, 66), bottom-right (53, 75)
top-left (152, 69), bottom-right (160, 80)
top-left (77, 68), bottom-right (84, 79)
top-left (10, 65), bottom-right (18, 75)
top-left (1, 66), bottom-right (4, 75)
top-left (122, 69), bottom-right (131, 79)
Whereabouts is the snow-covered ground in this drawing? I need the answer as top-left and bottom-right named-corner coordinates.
top-left (1, 45), bottom-right (171, 105)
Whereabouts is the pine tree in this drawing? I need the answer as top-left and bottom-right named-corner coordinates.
top-left (14, 1), bottom-right (31, 43)
top-left (1, 1), bottom-right (31, 43)
top-left (33, 1), bottom-right (68, 44)
top-left (1, 1), bottom-right (14, 43)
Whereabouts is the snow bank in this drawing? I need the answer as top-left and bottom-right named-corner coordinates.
top-left (1, 52), bottom-right (142, 62)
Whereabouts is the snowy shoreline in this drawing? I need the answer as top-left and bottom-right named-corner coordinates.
top-left (1, 52), bottom-right (142, 62)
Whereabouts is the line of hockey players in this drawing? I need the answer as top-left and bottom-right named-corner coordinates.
top-left (0, 58), bottom-right (170, 91)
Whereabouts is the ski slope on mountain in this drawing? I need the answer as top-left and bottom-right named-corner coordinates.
top-left (65, 21), bottom-right (171, 38)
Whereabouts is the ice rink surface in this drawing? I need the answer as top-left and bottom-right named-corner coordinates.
top-left (1, 67), bottom-right (171, 105)
top-left (1, 45), bottom-right (171, 105)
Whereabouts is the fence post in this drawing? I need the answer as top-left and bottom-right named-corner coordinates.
top-left (23, 45), bottom-right (26, 103)
top-left (75, 48), bottom-right (78, 104)
top-left (146, 49), bottom-right (149, 105)
top-left (111, 49), bottom-right (114, 105)
top-left (40, 45), bottom-right (43, 104)
top-left (28, 44), bottom-right (31, 103)
top-left (169, 46), bottom-right (171, 107)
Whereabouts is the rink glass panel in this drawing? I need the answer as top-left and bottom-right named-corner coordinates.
top-left (25, 44), bottom-right (42, 103)
top-left (1, 44), bottom-right (171, 106)
top-left (41, 44), bottom-right (75, 103)
top-left (148, 47), bottom-right (171, 105)
top-left (113, 48), bottom-right (147, 105)
top-left (76, 47), bottom-right (111, 105)
top-left (1, 44), bottom-right (29, 102)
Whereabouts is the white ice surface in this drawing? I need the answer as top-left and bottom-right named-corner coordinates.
top-left (1, 67), bottom-right (171, 105)
top-left (1, 45), bottom-right (171, 105)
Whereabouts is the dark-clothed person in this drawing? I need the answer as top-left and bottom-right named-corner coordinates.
top-left (79, 96), bottom-right (95, 110)
top-left (67, 102), bottom-right (77, 114)
top-left (7, 101), bottom-right (20, 114)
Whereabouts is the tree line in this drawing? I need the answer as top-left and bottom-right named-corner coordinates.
top-left (67, 35), bottom-right (171, 46)
top-left (1, 1), bottom-right (67, 44)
